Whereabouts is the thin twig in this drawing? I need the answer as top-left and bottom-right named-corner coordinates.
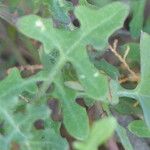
top-left (19, 95), bottom-right (30, 103)
top-left (119, 77), bottom-right (129, 84)
top-left (6, 64), bottom-right (43, 74)
top-left (109, 40), bottom-right (139, 82)
top-left (123, 45), bottom-right (130, 60)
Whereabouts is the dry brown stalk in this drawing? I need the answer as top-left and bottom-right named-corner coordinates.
top-left (109, 39), bottom-right (139, 83)
top-left (6, 64), bottom-right (43, 74)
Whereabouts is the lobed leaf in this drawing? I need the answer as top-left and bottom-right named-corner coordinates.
top-left (53, 76), bottom-right (89, 140)
top-left (17, 2), bottom-right (129, 100)
top-left (0, 2), bottom-right (130, 143)
top-left (0, 68), bottom-right (37, 100)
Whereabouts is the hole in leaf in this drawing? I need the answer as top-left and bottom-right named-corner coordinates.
top-left (72, 18), bottom-right (80, 27)
top-left (48, 99), bottom-right (62, 121)
top-left (34, 119), bottom-right (45, 130)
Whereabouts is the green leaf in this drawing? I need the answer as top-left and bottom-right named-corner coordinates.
top-left (0, 68), bottom-right (37, 100)
top-left (129, 0), bottom-right (146, 38)
top-left (70, 47), bottom-right (108, 99)
top-left (75, 2), bottom-right (129, 49)
top-left (95, 59), bottom-right (119, 79)
top-left (17, 2), bottom-right (129, 50)
top-left (135, 32), bottom-right (150, 128)
top-left (54, 76), bottom-right (89, 140)
top-left (15, 2), bottom-right (129, 141)
top-left (79, 0), bottom-right (89, 6)
top-left (0, 68), bottom-right (69, 149)
top-left (116, 124), bottom-right (133, 150)
top-left (128, 120), bottom-right (150, 138)
top-left (113, 98), bottom-right (142, 115)
top-left (74, 117), bottom-right (117, 150)
top-left (0, 102), bottom-right (67, 150)
top-left (87, 48), bottom-right (119, 79)
top-left (21, 129), bottom-right (69, 150)
top-left (49, 0), bottom-right (73, 25)
top-left (17, 2), bottom-right (129, 99)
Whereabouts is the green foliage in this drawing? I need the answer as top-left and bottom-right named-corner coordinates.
top-left (128, 120), bottom-right (150, 138)
top-left (134, 32), bottom-right (150, 128)
top-left (49, 0), bottom-right (73, 25)
top-left (17, 2), bottom-right (129, 100)
top-left (53, 75), bottom-right (89, 140)
top-left (112, 32), bottom-right (150, 130)
top-left (74, 117), bottom-right (117, 150)
top-left (116, 124), bottom-right (133, 150)
top-left (0, 68), bottom-right (37, 100)
top-left (129, 0), bottom-right (146, 38)
top-left (113, 98), bottom-right (142, 115)
top-left (0, 0), bottom-right (150, 150)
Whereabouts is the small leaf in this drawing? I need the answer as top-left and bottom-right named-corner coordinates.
top-left (70, 47), bottom-right (108, 99)
top-left (49, 0), bottom-right (72, 25)
top-left (54, 76), bottom-right (89, 140)
top-left (87, 49), bottom-right (119, 79)
top-left (23, 129), bottom-right (69, 150)
top-left (74, 117), bottom-right (117, 150)
top-left (113, 98), bottom-right (142, 115)
top-left (0, 68), bottom-right (37, 100)
top-left (128, 120), bottom-right (150, 138)
top-left (116, 124), bottom-right (133, 150)
top-left (129, 0), bottom-right (146, 38)
top-left (75, 2), bottom-right (129, 49)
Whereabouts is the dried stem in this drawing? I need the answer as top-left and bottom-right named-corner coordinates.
top-left (109, 40), bottom-right (139, 82)
top-left (123, 45), bottom-right (130, 60)
top-left (19, 95), bottom-right (30, 103)
top-left (6, 64), bottom-right (43, 74)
